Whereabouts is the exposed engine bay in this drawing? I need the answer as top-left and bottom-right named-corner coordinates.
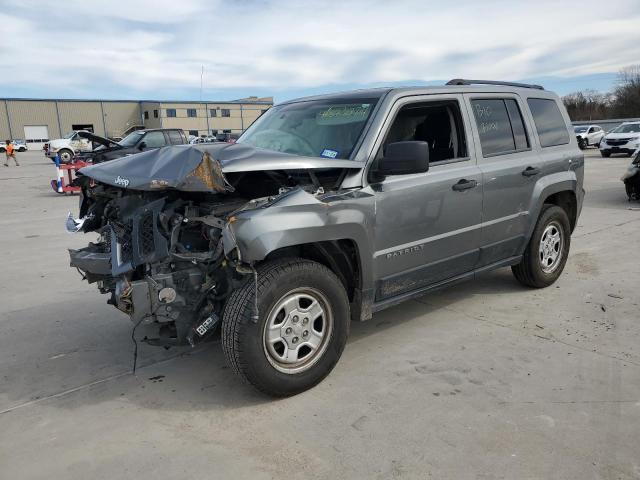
top-left (68, 143), bottom-right (359, 347)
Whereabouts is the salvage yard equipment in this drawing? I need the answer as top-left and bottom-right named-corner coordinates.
top-left (51, 155), bottom-right (89, 194)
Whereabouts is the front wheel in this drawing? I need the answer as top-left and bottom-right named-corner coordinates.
top-left (58, 149), bottom-right (74, 163)
top-left (601, 150), bottom-right (611, 158)
top-left (222, 258), bottom-right (350, 396)
top-left (512, 205), bottom-right (571, 288)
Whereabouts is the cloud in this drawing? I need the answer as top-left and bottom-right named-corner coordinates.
top-left (1, 0), bottom-right (639, 99)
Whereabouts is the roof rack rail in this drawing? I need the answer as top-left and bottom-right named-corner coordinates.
top-left (446, 79), bottom-right (544, 90)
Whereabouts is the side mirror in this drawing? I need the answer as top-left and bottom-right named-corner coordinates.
top-left (138, 141), bottom-right (147, 151)
top-left (378, 141), bottom-right (429, 176)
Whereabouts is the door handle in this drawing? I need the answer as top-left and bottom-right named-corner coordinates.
top-left (452, 179), bottom-right (478, 191)
top-left (522, 166), bottom-right (540, 177)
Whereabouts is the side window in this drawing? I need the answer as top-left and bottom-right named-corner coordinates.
top-left (505, 99), bottom-right (529, 150)
top-left (168, 130), bottom-right (183, 144)
top-left (381, 100), bottom-right (467, 164)
top-left (527, 98), bottom-right (570, 147)
top-left (471, 98), bottom-right (530, 156)
top-left (142, 131), bottom-right (166, 148)
top-left (588, 127), bottom-right (595, 133)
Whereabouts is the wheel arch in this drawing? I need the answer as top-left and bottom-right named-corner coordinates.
top-left (543, 190), bottom-right (578, 232)
top-left (527, 172), bottom-right (578, 240)
top-left (264, 239), bottom-right (365, 322)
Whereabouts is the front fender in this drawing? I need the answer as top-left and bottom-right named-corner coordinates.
top-left (225, 189), bottom-right (376, 290)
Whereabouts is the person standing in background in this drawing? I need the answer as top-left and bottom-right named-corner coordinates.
top-left (4, 140), bottom-right (19, 166)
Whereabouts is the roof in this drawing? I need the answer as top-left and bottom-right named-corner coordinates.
top-left (0, 98), bottom-right (273, 105)
top-left (281, 82), bottom-right (558, 105)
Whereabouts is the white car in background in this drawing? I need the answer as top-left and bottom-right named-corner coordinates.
top-left (600, 122), bottom-right (640, 158)
top-left (573, 125), bottom-right (604, 149)
top-left (44, 131), bottom-right (94, 163)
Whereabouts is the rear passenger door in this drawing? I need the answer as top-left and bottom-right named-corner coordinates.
top-left (465, 94), bottom-right (543, 267)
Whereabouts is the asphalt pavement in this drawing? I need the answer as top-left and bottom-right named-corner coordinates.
top-left (0, 149), bottom-right (638, 479)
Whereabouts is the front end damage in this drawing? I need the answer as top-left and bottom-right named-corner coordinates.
top-left (68, 143), bottom-right (362, 347)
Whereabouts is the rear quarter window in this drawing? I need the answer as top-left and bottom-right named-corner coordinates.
top-left (168, 130), bottom-right (184, 145)
top-left (527, 98), bottom-right (570, 147)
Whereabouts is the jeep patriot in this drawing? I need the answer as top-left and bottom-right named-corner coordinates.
top-left (67, 79), bottom-right (584, 396)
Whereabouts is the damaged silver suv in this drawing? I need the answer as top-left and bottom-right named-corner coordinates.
top-left (68, 79), bottom-right (584, 396)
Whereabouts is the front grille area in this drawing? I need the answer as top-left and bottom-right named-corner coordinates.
top-left (139, 211), bottom-right (155, 256)
top-left (106, 199), bottom-right (167, 275)
top-left (606, 138), bottom-right (631, 146)
top-left (111, 221), bottom-right (133, 264)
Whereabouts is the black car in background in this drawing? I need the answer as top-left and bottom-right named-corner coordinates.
top-left (76, 128), bottom-right (188, 163)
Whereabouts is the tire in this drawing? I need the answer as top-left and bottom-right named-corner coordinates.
top-left (577, 138), bottom-right (586, 150)
top-left (512, 205), bottom-right (571, 288)
top-left (601, 150), bottom-right (611, 158)
top-left (18, 147), bottom-right (26, 152)
top-left (58, 149), bottom-right (74, 163)
top-left (222, 258), bottom-right (350, 396)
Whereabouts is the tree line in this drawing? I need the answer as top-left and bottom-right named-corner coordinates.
top-left (562, 65), bottom-right (640, 121)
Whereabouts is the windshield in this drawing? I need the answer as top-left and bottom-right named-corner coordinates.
top-left (574, 126), bottom-right (588, 133)
top-left (611, 123), bottom-right (640, 134)
top-left (63, 131), bottom-right (76, 139)
top-left (238, 99), bottom-right (379, 159)
top-left (119, 131), bottom-right (145, 147)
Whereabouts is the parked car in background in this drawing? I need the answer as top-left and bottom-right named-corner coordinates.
top-left (622, 148), bottom-right (640, 200)
top-left (76, 128), bottom-right (188, 163)
top-left (216, 132), bottom-right (239, 143)
top-left (574, 125), bottom-right (604, 149)
top-left (44, 131), bottom-right (94, 163)
top-left (600, 122), bottom-right (640, 157)
top-left (190, 136), bottom-right (218, 145)
top-left (0, 139), bottom-right (27, 152)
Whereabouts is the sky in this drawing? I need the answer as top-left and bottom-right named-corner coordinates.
top-left (1, 0), bottom-right (639, 103)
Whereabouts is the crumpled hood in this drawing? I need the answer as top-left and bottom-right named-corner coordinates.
top-left (76, 130), bottom-right (122, 149)
top-left (78, 143), bottom-right (363, 192)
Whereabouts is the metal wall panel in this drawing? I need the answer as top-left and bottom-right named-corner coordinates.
top-left (0, 101), bottom-right (9, 140)
top-left (56, 101), bottom-right (104, 136)
top-left (101, 102), bottom-right (141, 138)
top-left (5, 100), bottom-right (60, 140)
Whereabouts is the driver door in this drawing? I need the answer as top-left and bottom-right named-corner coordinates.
top-left (370, 95), bottom-right (482, 301)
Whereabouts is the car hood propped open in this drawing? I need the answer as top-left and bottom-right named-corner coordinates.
top-left (78, 143), bottom-right (363, 192)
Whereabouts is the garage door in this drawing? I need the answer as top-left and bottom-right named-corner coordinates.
top-left (23, 125), bottom-right (49, 151)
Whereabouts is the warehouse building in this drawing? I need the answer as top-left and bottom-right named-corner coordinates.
top-left (0, 96), bottom-right (273, 150)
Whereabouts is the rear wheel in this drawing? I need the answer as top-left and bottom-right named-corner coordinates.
top-left (601, 150), bottom-right (611, 158)
top-left (512, 205), bottom-right (571, 288)
top-left (222, 258), bottom-right (350, 396)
